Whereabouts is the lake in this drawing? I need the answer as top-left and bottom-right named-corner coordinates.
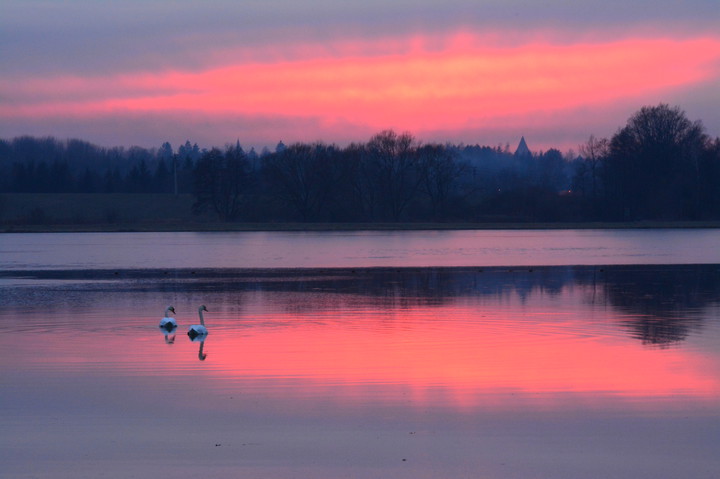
top-left (3, 228), bottom-right (720, 270)
top-left (1, 230), bottom-right (719, 478)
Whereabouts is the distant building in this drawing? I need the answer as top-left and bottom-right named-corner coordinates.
top-left (514, 136), bottom-right (531, 157)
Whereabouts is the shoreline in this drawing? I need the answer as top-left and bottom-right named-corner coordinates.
top-left (3, 220), bottom-right (720, 233)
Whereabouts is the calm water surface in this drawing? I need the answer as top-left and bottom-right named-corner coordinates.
top-left (2, 228), bottom-right (720, 269)
top-left (1, 231), bottom-right (719, 478)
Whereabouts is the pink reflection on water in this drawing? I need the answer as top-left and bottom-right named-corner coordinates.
top-left (206, 306), bottom-right (719, 409)
top-left (13, 298), bottom-right (719, 412)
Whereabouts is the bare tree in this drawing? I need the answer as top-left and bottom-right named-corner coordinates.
top-left (363, 130), bottom-right (423, 221)
top-left (418, 143), bottom-right (465, 220)
top-left (576, 135), bottom-right (609, 199)
top-left (193, 146), bottom-right (249, 221)
top-left (262, 143), bottom-right (341, 221)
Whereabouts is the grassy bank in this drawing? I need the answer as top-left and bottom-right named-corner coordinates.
top-left (0, 193), bottom-right (197, 227)
top-left (6, 219), bottom-right (720, 233)
top-left (5, 220), bottom-right (720, 233)
top-left (2, 193), bottom-right (720, 232)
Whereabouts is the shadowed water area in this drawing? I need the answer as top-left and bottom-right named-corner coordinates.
top-left (1, 230), bottom-right (719, 478)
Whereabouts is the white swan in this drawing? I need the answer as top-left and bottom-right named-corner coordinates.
top-left (188, 305), bottom-right (209, 340)
top-left (159, 306), bottom-right (177, 330)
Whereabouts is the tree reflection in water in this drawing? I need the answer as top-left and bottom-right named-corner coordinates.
top-left (1, 265), bottom-right (717, 347)
top-left (579, 265), bottom-right (720, 347)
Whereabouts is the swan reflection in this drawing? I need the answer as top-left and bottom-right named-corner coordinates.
top-left (162, 330), bottom-right (176, 344)
top-left (196, 340), bottom-right (207, 361)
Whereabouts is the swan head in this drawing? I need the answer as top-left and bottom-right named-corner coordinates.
top-left (199, 305), bottom-right (208, 313)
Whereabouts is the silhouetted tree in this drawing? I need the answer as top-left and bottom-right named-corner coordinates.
top-left (64, 139), bottom-right (101, 171)
top-left (78, 167), bottom-right (99, 193)
top-left (262, 143), bottom-right (342, 221)
top-left (697, 138), bottom-right (720, 217)
top-left (418, 143), bottom-right (465, 220)
top-left (177, 141), bottom-right (201, 193)
top-left (531, 148), bottom-right (568, 191)
top-left (605, 104), bottom-right (708, 219)
top-left (363, 130), bottom-right (423, 221)
top-left (103, 167), bottom-right (122, 193)
top-left (159, 141), bottom-right (176, 195)
top-left (50, 160), bottom-right (74, 192)
top-left (193, 146), bottom-right (250, 221)
top-left (125, 158), bottom-right (152, 193)
top-left (574, 135), bottom-right (609, 199)
top-left (340, 142), bottom-right (378, 221)
top-left (153, 158), bottom-right (172, 193)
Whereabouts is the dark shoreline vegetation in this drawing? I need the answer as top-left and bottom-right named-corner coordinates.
top-left (2, 104), bottom-right (719, 230)
top-left (4, 217), bottom-right (720, 233)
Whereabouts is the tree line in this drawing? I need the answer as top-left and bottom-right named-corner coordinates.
top-left (0, 138), bottom-right (204, 194)
top-left (190, 131), bottom-right (574, 222)
top-left (572, 105), bottom-right (720, 220)
top-left (2, 104), bottom-right (719, 222)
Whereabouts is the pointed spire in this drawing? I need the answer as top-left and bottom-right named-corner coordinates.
top-left (514, 136), bottom-right (531, 157)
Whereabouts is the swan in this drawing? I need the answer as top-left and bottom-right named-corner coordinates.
top-left (159, 306), bottom-right (177, 331)
top-left (188, 305), bottom-right (209, 340)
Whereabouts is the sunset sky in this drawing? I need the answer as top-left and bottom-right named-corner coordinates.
top-left (2, 1), bottom-right (719, 152)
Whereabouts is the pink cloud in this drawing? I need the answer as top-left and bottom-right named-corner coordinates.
top-left (2, 33), bottom-right (719, 148)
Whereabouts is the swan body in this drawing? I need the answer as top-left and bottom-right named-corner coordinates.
top-left (188, 325), bottom-right (208, 339)
top-left (159, 306), bottom-right (177, 330)
top-left (188, 305), bottom-right (209, 340)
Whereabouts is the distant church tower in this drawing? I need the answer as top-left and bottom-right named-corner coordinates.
top-left (514, 136), bottom-right (531, 157)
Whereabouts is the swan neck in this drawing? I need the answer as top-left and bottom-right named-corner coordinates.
top-left (198, 309), bottom-right (205, 326)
